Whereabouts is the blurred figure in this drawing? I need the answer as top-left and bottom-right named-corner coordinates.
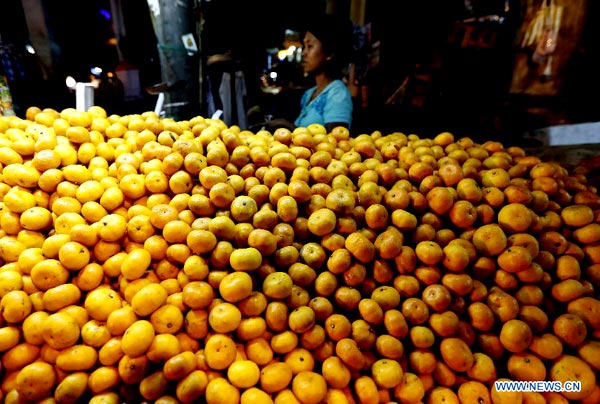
top-left (264, 13), bottom-right (354, 132)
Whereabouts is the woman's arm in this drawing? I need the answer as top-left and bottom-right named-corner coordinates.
top-left (264, 118), bottom-right (296, 132)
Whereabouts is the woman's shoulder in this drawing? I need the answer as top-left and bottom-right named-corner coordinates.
top-left (327, 79), bottom-right (349, 92)
top-left (325, 80), bottom-right (352, 102)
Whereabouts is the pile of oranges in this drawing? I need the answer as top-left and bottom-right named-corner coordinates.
top-left (0, 105), bottom-right (599, 404)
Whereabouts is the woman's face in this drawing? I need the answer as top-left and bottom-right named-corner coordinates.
top-left (301, 31), bottom-right (328, 75)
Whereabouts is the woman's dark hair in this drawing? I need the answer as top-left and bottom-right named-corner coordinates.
top-left (304, 14), bottom-right (354, 78)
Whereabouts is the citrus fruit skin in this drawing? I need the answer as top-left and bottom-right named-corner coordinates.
top-left (1, 108), bottom-right (599, 403)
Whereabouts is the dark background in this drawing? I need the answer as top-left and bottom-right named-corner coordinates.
top-left (2, 0), bottom-right (600, 142)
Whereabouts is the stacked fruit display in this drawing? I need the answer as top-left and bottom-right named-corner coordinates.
top-left (0, 106), bottom-right (598, 404)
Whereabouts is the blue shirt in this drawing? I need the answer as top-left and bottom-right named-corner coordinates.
top-left (294, 80), bottom-right (353, 128)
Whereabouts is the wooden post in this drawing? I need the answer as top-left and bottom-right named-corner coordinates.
top-left (147, 0), bottom-right (200, 120)
top-left (20, 0), bottom-right (53, 76)
top-left (350, 0), bottom-right (366, 25)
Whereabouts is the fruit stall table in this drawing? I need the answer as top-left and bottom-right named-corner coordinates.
top-left (0, 108), bottom-right (599, 404)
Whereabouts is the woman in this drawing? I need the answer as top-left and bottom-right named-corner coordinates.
top-left (266, 14), bottom-right (354, 133)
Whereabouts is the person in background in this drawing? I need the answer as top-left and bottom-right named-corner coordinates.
top-left (265, 14), bottom-right (354, 133)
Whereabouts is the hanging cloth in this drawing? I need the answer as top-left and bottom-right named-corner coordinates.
top-left (234, 70), bottom-right (248, 129)
top-left (218, 70), bottom-right (248, 128)
top-left (218, 71), bottom-right (233, 125)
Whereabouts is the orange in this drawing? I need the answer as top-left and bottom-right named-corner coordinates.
top-left (306, 207), bottom-right (337, 236)
top-left (527, 333), bottom-right (563, 361)
top-left (208, 302), bottom-right (242, 334)
top-left (42, 311), bottom-right (80, 350)
top-left (549, 355), bottom-right (596, 400)
top-left (0, 270), bottom-right (23, 298)
top-left (219, 271), bottom-right (253, 303)
top-left (499, 319), bottom-right (533, 353)
top-left (426, 186), bottom-right (455, 215)
top-left (371, 358), bottom-right (403, 389)
top-left (54, 371), bottom-right (89, 403)
top-left (441, 273), bottom-right (473, 296)
top-left (263, 272), bottom-right (294, 300)
top-left (472, 224), bottom-right (507, 256)
top-left (309, 296), bottom-right (334, 322)
top-left (457, 381), bottom-right (491, 404)
top-left (236, 316), bottom-right (268, 340)
top-left (205, 377), bottom-right (240, 404)
top-left (121, 248), bottom-right (152, 280)
top-left (16, 361), bottom-right (57, 402)
top-left (503, 184), bottom-right (532, 205)
top-left (371, 285), bottom-right (401, 311)
top-left (554, 254), bottom-right (581, 280)
top-left (2, 342), bottom-right (41, 374)
top-left (150, 304), bottom-right (184, 335)
top-left (561, 204), bottom-right (594, 227)
top-left (497, 246), bottom-right (533, 273)
top-left (131, 283), bottom-right (168, 317)
top-left (393, 372), bottom-right (425, 403)
top-left (466, 352), bottom-right (497, 383)
top-left (439, 337), bottom-right (474, 372)
top-left (57, 241), bottom-right (91, 271)
top-left (567, 296), bottom-right (600, 330)
top-left (140, 371), bottom-right (170, 401)
top-left (401, 297), bottom-right (429, 325)
top-left (578, 340), bottom-right (600, 371)
top-left (481, 167), bottom-right (510, 188)
top-left (0, 326), bottom-right (21, 351)
top-left (429, 311), bottom-right (459, 338)
top-left (56, 344), bottom-right (98, 371)
top-left (292, 371), bottom-right (327, 404)
top-left (507, 352), bottom-right (546, 382)
top-left (335, 338), bottom-right (365, 371)
top-left (227, 360), bottom-right (260, 388)
top-left (383, 309), bottom-right (409, 339)
top-left (41, 283), bottom-right (82, 312)
top-left (260, 362), bottom-right (294, 394)
top-left (415, 240), bottom-right (444, 266)
top-left (448, 200), bottom-right (477, 229)
top-left (498, 203), bottom-right (532, 233)
top-left (121, 320), bottom-right (155, 357)
top-left (324, 313), bottom-right (352, 342)
top-left (320, 356), bottom-right (352, 389)
top-left (467, 302), bottom-right (495, 332)
top-left (106, 305), bottom-right (138, 336)
top-left (288, 306), bottom-right (316, 334)
top-left (88, 366), bottom-right (120, 395)
top-left (163, 350), bottom-right (197, 381)
top-left (354, 375), bottom-right (379, 404)
top-left (230, 247), bottom-right (263, 271)
top-left (0, 290), bottom-right (33, 324)
top-left (409, 325), bottom-right (436, 349)
top-left (358, 298), bottom-right (384, 325)
top-left (147, 333), bottom-right (181, 363)
top-left (84, 286), bottom-right (124, 321)
top-left (552, 313), bottom-right (587, 347)
top-left (97, 213), bottom-right (127, 242)
top-left (182, 281), bottom-right (214, 309)
top-left (240, 387), bottom-right (274, 404)
top-left (284, 347), bottom-right (316, 374)
top-left (20, 207), bottom-right (52, 231)
top-left (118, 354), bottom-right (150, 385)
top-left (204, 333), bottom-right (237, 370)
top-left (245, 337), bottom-right (274, 366)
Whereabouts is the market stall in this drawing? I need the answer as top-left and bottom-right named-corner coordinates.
top-left (1, 0), bottom-right (600, 403)
top-left (0, 104), bottom-right (599, 403)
